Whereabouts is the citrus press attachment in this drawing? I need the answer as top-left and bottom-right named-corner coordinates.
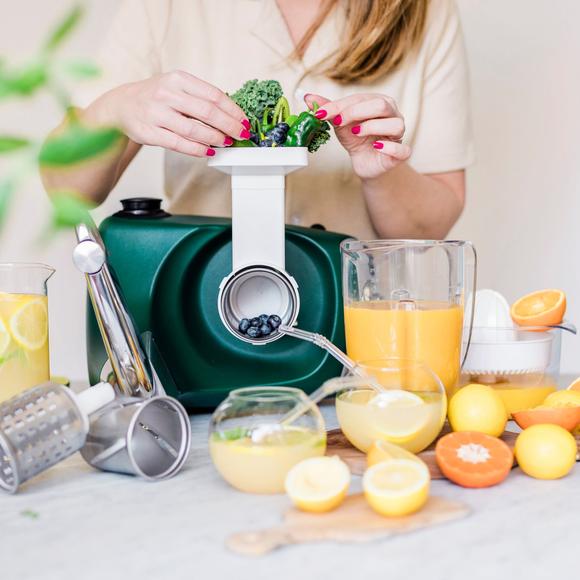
top-left (208, 148), bottom-right (308, 344)
top-left (72, 223), bottom-right (192, 480)
top-left (0, 381), bottom-right (115, 494)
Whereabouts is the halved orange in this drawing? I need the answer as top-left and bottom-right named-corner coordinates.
top-left (510, 289), bottom-right (566, 327)
top-left (567, 377), bottom-right (580, 391)
top-left (435, 431), bottom-right (513, 488)
top-left (512, 406), bottom-right (580, 432)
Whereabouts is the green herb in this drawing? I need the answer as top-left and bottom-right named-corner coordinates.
top-left (20, 509), bottom-right (40, 520)
top-left (230, 79), bottom-right (283, 127)
top-left (213, 427), bottom-right (250, 442)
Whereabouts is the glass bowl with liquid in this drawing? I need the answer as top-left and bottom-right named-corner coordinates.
top-left (335, 359), bottom-right (447, 454)
top-left (209, 386), bottom-right (326, 494)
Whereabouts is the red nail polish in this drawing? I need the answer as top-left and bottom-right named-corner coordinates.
top-left (223, 136), bottom-right (234, 146)
top-left (241, 119), bottom-right (251, 130)
top-left (372, 141), bottom-right (384, 150)
top-left (314, 109), bottom-right (327, 119)
top-left (332, 115), bottom-right (342, 126)
top-left (240, 128), bottom-right (251, 139)
top-left (206, 148), bottom-right (216, 156)
top-left (351, 125), bottom-right (361, 135)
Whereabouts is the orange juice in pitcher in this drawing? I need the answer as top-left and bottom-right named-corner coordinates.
top-left (341, 240), bottom-right (476, 396)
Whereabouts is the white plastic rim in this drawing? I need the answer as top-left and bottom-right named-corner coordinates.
top-left (207, 147), bottom-right (308, 174)
top-left (462, 327), bottom-right (554, 375)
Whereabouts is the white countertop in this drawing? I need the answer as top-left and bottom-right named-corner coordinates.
top-left (1, 394), bottom-right (578, 580)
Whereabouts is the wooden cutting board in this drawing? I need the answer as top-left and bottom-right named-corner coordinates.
top-left (227, 494), bottom-right (470, 556)
top-left (325, 424), bottom-right (580, 478)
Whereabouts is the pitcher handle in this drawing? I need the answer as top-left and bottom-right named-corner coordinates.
top-left (461, 241), bottom-right (478, 367)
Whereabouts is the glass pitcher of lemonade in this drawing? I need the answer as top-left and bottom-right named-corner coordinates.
top-left (0, 263), bottom-right (54, 402)
top-left (341, 240), bottom-right (476, 396)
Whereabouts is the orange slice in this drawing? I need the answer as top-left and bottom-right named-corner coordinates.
top-left (567, 377), bottom-right (580, 391)
top-left (435, 431), bottom-right (513, 488)
top-left (512, 406), bottom-right (580, 432)
top-left (510, 289), bottom-right (566, 327)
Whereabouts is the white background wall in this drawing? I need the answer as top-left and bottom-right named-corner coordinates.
top-left (0, 0), bottom-right (579, 381)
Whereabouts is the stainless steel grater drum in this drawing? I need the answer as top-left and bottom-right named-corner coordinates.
top-left (0, 382), bottom-right (114, 493)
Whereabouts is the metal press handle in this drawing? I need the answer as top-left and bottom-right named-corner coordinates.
top-left (73, 224), bottom-right (157, 398)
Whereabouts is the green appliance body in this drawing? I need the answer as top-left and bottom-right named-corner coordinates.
top-left (86, 199), bottom-right (351, 411)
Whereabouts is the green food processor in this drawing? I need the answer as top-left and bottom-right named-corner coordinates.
top-left (86, 148), bottom-right (350, 410)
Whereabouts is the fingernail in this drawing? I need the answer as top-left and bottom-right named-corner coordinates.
top-left (372, 141), bottom-right (384, 150)
top-left (315, 109), bottom-right (327, 119)
top-left (223, 136), bottom-right (234, 146)
top-left (241, 119), bottom-right (251, 130)
top-left (332, 114), bottom-right (342, 126)
top-left (206, 148), bottom-right (216, 157)
top-left (351, 125), bottom-right (361, 135)
top-left (240, 128), bottom-right (251, 139)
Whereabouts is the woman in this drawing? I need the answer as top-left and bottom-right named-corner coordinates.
top-left (43, 0), bottom-right (473, 240)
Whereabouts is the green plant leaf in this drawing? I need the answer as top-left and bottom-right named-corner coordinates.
top-left (62, 60), bottom-right (100, 79)
top-left (50, 191), bottom-right (95, 228)
top-left (0, 63), bottom-right (48, 99)
top-left (44, 4), bottom-right (84, 53)
top-left (39, 124), bottom-right (123, 166)
top-left (0, 136), bottom-right (31, 154)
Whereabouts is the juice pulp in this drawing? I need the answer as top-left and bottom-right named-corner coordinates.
top-left (209, 425), bottom-right (326, 494)
top-left (336, 389), bottom-right (446, 453)
top-left (0, 293), bottom-right (49, 403)
top-left (344, 301), bottom-right (463, 396)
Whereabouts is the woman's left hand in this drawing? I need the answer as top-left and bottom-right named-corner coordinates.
top-left (305, 93), bottom-right (411, 180)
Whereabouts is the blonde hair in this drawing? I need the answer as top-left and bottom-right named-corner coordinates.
top-left (294, 0), bottom-right (429, 84)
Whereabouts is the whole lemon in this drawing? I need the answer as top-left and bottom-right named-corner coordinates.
top-left (515, 424), bottom-right (577, 479)
top-left (448, 384), bottom-right (507, 437)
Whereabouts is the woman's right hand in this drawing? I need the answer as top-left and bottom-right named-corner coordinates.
top-left (86, 70), bottom-right (251, 157)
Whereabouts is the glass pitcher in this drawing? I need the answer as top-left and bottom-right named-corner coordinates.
top-left (341, 240), bottom-right (477, 396)
top-left (0, 263), bottom-right (54, 402)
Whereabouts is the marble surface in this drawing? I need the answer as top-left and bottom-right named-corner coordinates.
top-left (1, 395), bottom-right (578, 580)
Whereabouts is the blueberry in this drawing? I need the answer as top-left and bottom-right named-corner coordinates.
top-left (259, 323), bottom-right (272, 336)
top-left (250, 317), bottom-right (260, 327)
top-left (249, 132), bottom-right (260, 145)
top-left (238, 318), bottom-right (251, 333)
top-left (267, 315), bottom-right (282, 330)
top-left (266, 123), bottom-right (290, 145)
top-left (259, 314), bottom-right (269, 325)
top-left (259, 138), bottom-right (274, 147)
top-left (246, 326), bottom-right (262, 339)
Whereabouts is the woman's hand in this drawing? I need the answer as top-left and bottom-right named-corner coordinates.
top-left (86, 70), bottom-right (251, 157)
top-left (305, 93), bottom-right (411, 180)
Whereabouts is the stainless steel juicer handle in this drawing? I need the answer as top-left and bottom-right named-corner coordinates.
top-left (73, 223), bottom-right (157, 398)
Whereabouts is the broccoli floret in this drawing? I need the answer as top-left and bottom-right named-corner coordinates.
top-left (231, 79), bottom-right (284, 125)
top-left (308, 120), bottom-right (331, 153)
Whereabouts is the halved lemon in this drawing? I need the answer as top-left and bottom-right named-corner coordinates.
top-left (285, 456), bottom-right (351, 513)
top-left (9, 299), bottom-right (48, 351)
top-left (510, 289), bottom-right (566, 327)
top-left (543, 389), bottom-right (580, 408)
top-left (567, 377), bottom-right (580, 392)
top-left (369, 390), bottom-right (428, 442)
top-left (363, 458), bottom-right (430, 517)
top-left (367, 439), bottom-right (427, 468)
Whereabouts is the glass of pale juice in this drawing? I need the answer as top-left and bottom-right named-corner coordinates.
top-left (335, 359), bottom-right (447, 454)
top-left (0, 264), bottom-right (54, 403)
top-left (209, 387), bottom-right (326, 494)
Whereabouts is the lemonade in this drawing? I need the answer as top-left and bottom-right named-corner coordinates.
top-left (336, 389), bottom-right (446, 454)
top-left (0, 293), bottom-right (50, 402)
top-left (344, 301), bottom-right (463, 396)
top-left (209, 425), bottom-right (326, 494)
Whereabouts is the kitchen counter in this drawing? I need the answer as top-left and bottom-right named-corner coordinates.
top-left (1, 394), bottom-right (578, 580)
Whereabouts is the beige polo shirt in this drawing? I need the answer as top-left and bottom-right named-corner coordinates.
top-left (78, 0), bottom-right (474, 239)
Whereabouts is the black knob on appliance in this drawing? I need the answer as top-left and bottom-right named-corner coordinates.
top-left (114, 197), bottom-right (171, 218)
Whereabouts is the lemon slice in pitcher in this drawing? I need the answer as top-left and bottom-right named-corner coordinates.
top-left (10, 299), bottom-right (48, 351)
top-left (0, 316), bottom-right (10, 356)
top-left (369, 390), bottom-right (429, 442)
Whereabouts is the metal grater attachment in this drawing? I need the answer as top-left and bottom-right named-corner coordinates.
top-left (0, 384), bottom-right (86, 493)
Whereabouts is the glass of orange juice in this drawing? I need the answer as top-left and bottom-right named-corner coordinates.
top-left (0, 263), bottom-right (54, 402)
top-left (341, 240), bottom-right (477, 397)
top-left (209, 387), bottom-right (326, 494)
top-left (335, 358), bottom-right (447, 454)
